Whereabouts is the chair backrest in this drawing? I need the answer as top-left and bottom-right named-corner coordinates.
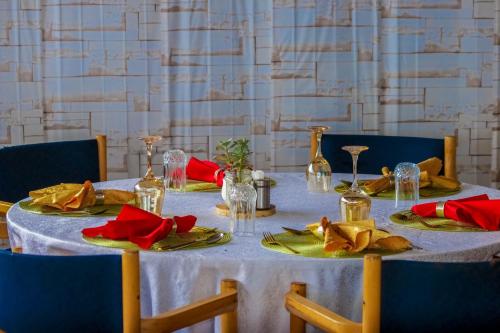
top-left (319, 134), bottom-right (448, 175)
top-left (0, 249), bottom-right (123, 333)
top-left (0, 136), bottom-right (106, 202)
top-left (379, 259), bottom-right (500, 333)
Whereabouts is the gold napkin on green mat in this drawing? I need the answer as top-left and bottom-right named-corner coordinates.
top-left (29, 181), bottom-right (134, 211)
top-left (363, 157), bottom-right (461, 195)
top-left (308, 217), bottom-right (412, 254)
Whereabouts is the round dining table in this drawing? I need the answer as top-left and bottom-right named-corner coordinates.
top-left (7, 173), bottom-right (500, 332)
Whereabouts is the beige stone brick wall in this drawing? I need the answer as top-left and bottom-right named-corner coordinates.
top-left (0, 0), bottom-right (498, 186)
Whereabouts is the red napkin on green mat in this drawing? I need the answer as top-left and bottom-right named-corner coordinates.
top-left (186, 157), bottom-right (225, 187)
top-left (82, 204), bottom-right (197, 249)
top-left (411, 194), bottom-right (500, 231)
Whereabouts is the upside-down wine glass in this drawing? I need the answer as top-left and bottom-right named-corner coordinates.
top-left (134, 136), bottom-right (165, 215)
top-left (306, 126), bottom-right (332, 192)
top-left (339, 145), bottom-right (371, 222)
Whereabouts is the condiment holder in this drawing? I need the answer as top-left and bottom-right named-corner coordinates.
top-left (215, 170), bottom-right (276, 218)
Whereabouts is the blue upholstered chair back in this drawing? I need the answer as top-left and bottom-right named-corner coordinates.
top-left (321, 135), bottom-right (444, 174)
top-left (0, 250), bottom-right (123, 333)
top-left (381, 259), bottom-right (500, 333)
top-left (0, 139), bottom-right (100, 202)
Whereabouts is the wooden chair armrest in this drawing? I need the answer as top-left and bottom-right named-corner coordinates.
top-left (285, 291), bottom-right (362, 333)
top-left (0, 201), bottom-right (13, 215)
top-left (142, 289), bottom-right (238, 333)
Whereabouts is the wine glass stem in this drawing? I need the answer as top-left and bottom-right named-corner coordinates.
top-left (351, 153), bottom-right (359, 191)
top-left (315, 131), bottom-right (323, 158)
top-left (145, 142), bottom-right (154, 179)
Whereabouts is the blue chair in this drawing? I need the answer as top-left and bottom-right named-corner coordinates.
top-left (285, 254), bottom-right (500, 333)
top-left (314, 134), bottom-right (456, 177)
top-left (0, 135), bottom-right (107, 203)
top-left (0, 249), bottom-right (238, 333)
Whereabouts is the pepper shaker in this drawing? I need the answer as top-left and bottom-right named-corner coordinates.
top-left (254, 177), bottom-right (271, 210)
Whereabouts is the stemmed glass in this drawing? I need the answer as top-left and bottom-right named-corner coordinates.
top-left (134, 136), bottom-right (165, 215)
top-left (306, 126), bottom-right (332, 192)
top-left (339, 146), bottom-right (371, 222)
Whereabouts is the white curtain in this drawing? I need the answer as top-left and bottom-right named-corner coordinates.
top-left (0, 0), bottom-right (497, 185)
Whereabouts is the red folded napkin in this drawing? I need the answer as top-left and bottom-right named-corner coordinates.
top-left (186, 157), bottom-right (225, 187)
top-left (82, 204), bottom-right (197, 249)
top-left (411, 194), bottom-right (500, 231)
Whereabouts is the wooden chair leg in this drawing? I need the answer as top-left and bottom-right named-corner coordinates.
top-left (289, 282), bottom-right (307, 333)
top-left (444, 135), bottom-right (457, 180)
top-left (220, 279), bottom-right (238, 333)
top-left (362, 254), bottom-right (381, 333)
top-left (96, 134), bottom-right (107, 182)
top-left (122, 249), bottom-right (141, 333)
top-left (310, 132), bottom-right (318, 162)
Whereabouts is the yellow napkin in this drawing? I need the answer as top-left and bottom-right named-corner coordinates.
top-left (307, 217), bottom-right (411, 254)
top-left (363, 157), bottom-right (460, 194)
top-left (29, 180), bottom-right (134, 211)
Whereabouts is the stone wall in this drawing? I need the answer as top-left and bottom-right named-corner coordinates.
top-left (0, 0), bottom-right (498, 185)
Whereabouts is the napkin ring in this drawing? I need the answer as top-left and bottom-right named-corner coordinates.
top-left (213, 168), bottom-right (223, 182)
top-left (435, 201), bottom-right (446, 218)
top-left (95, 190), bottom-right (105, 205)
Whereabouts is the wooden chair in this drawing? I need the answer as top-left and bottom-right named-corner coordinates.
top-left (0, 135), bottom-right (107, 245)
top-left (285, 254), bottom-right (500, 333)
top-left (0, 135), bottom-right (107, 203)
top-left (0, 249), bottom-right (238, 333)
top-left (310, 134), bottom-right (457, 179)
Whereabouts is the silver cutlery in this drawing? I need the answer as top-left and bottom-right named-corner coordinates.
top-left (281, 226), bottom-right (312, 236)
top-left (157, 232), bottom-right (224, 251)
top-left (47, 208), bottom-right (108, 215)
top-left (263, 231), bottom-right (300, 254)
top-left (394, 212), bottom-right (444, 229)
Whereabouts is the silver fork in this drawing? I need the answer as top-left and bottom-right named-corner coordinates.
top-left (263, 232), bottom-right (300, 254)
top-left (397, 212), bottom-right (443, 229)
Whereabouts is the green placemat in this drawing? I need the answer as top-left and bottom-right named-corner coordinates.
top-left (185, 178), bottom-right (277, 192)
top-left (334, 181), bottom-right (461, 200)
top-left (261, 232), bottom-right (406, 258)
top-left (19, 200), bottom-right (123, 217)
top-left (83, 226), bottom-right (231, 251)
top-left (390, 210), bottom-right (485, 232)
top-left (185, 181), bottom-right (220, 192)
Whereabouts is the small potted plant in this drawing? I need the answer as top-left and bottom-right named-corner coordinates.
top-left (214, 138), bottom-right (253, 205)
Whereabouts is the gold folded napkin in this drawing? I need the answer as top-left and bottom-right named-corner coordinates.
top-left (29, 180), bottom-right (134, 211)
top-left (363, 157), bottom-right (460, 195)
top-left (307, 217), bottom-right (411, 254)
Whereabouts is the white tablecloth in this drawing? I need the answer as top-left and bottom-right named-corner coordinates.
top-left (7, 173), bottom-right (500, 332)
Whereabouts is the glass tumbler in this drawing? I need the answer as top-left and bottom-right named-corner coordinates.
top-left (163, 149), bottom-right (187, 192)
top-left (222, 169), bottom-right (253, 207)
top-left (228, 184), bottom-right (257, 237)
top-left (394, 162), bottom-right (420, 210)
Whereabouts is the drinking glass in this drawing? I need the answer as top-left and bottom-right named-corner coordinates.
top-left (306, 126), bottom-right (332, 193)
top-left (134, 136), bottom-right (165, 215)
top-left (339, 146), bottom-right (371, 222)
top-left (228, 183), bottom-right (257, 236)
top-left (394, 162), bottom-right (420, 210)
top-left (222, 169), bottom-right (253, 207)
top-left (163, 149), bottom-right (187, 192)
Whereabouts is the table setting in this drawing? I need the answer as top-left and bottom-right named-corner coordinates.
top-left (6, 133), bottom-right (500, 332)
